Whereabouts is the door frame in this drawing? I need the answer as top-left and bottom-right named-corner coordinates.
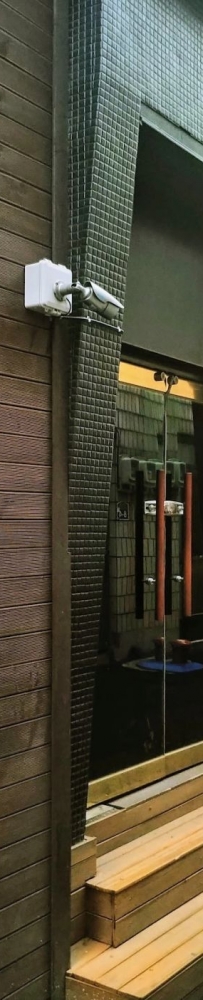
top-left (88, 742), bottom-right (203, 807)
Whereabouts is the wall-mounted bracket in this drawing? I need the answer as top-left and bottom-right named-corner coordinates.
top-left (145, 500), bottom-right (184, 517)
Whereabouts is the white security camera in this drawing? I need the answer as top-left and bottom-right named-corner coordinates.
top-left (54, 277), bottom-right (123, 320)
top-left (82, 281), bottom-right (123, 320)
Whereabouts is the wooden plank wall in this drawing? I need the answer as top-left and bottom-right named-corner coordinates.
top-left (0, 0), bottom-right (52, 997)
top-left (71, 838), bottom-right (97, 946)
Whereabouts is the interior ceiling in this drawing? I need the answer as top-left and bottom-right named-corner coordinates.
top-left (123, 124), bottom-right (203, 368)
top-left (134, 124), bottom-right (203, 238)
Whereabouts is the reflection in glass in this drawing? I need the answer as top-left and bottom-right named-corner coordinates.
top-left (90, 380), bottom-right (165, 780)
top-left (89, 368), bottom-right (203, 783)
top-left (165, 394), bottom-right (203, 752)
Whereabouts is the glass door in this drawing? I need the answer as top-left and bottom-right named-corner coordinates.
top-left (90, 366), bottom-right (167, 781)
top-left (165, 384), bottom-right (203, 753)
top-left (89, 363), bottom-right (203, 798)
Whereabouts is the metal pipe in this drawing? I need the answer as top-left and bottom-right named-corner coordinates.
top-left (65, 314), bottom-right (123, 333)
top-left (54, 279), bottom-right (85, 300)
top-left (183, 472), bottom-right (193, 617)
top-left (155, 469), bottom-right (166, 622)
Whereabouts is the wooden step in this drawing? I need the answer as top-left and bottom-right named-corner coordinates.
top-left (86, 764), bottom-right (203, 858)
top-left (86, 806), bottom-right (203, 946)
top-left (68, 893), bottom-right (203, 999)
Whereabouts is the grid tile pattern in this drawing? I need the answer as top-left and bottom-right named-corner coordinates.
top-left (142, 0), bottom-right (203, 141)
top-left (69, 0), bottom-right (142, 842)
top-left (68, 0), bottom-right (203, 842)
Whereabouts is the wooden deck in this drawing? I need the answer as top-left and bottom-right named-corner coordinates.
top-left (71, 765), bottom-right (203, 946)
top-left (86, 763), bottom-right (203, 857)
top-left (69, 894), bottom-right (203, 998)
top-left (67, 803), bottom-right (203, 1000)
top-left (86, 806), bottom-right (203, 945)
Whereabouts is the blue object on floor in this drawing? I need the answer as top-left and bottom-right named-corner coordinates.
top-left (137, 659), bottom-right (203, 674)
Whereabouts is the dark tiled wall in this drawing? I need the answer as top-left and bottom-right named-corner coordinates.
top-left (68, 0), bottom-right (203, 842)
top-left (68, 0), bottom-right (142, 843)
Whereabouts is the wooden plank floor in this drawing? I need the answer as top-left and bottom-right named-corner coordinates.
top-left (86, 806), bottom-right (203, 945)
top-left (86, 764), bottom-right (203, 859)
top-left (91, 806), bottom-right (203, 890)
top-left (70, 893), bottom-right (203, 999)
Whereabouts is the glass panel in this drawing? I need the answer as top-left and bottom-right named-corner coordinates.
top-left (89, 374), bottom-right (166, 781)
top-left (89, 364), bottom-right (203, 791)
top-left (165, 388), bottom-right (203, 752)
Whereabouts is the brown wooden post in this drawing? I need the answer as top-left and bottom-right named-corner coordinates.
top-left (135, 470), bottom-right (144, 619)
top-left (52, 327), bottom-right (71, 996)
top-left (52, 0), bottom-right (71, 993)
top-left (165, 472), bottom-right (172, 616)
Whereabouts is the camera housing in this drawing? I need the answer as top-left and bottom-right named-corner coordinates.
top-left (83, 281), bottom-right (123, 320)
top-left (54, 278), bottom-right (123, 319)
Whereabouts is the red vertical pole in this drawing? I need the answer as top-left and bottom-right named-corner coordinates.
top-left (155, 470), bottom-right (166, 622)
top-left (135, 471), bottom-right (144, 619)
top-left (183, 472), bottom-right (192, 617)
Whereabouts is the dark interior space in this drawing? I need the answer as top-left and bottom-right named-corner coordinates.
top-left (89, 127), bottom-right (203, 784)
top-left (89, 378), bottom-right (203, 781)
top-left (124, 125), bottom-right (203, 367)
